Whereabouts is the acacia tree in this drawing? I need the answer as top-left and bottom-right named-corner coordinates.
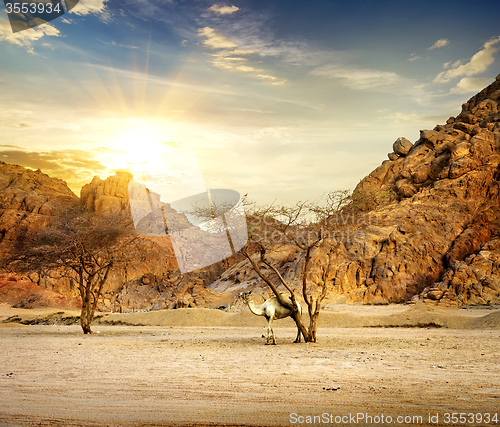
top-left (12, 210), bottom-right (138, 334)
top-left (242, 191), bottom-right (359, 343)
top-left (173, 189), bottom-right (366, 343)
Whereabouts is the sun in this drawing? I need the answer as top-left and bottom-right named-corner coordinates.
top-left (103, 120), bottom-right (174, 176)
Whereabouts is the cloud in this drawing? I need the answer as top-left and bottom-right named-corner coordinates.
top-left (208, 5), bottom-right (240, 15)
top-left (99, 39), bottom-right (139, 49)
top-left (428, 38), bottom-right (450, 50)
top-left (236, 65), bottom-right (260, 72)
top-left (450, 77), bottom-right (494, 94)
top-left (408, 53), bottom-right (421, 62)
top-left (384, 112), bottom-right (449, 124)
top-left (197, 26), bottom-right (286, 84)
top-left (235, 108), bottom-right (275, 114)
top-left (198, 26), bottom-right (238, 49)
top-left (0, 18), bottom-right (60, 54)
top-left (434, 36), bottom-right (500, 83)
top-left (310, 65), bottom-right (410, 92)
top-left (70, 0), bottom-right (111, 22)
top-left (257, 74), bottom-right (286, 85)
top-left (200, 7), bottom-right (349, 69)
top-left (258, 40), bottom-right (350, 67)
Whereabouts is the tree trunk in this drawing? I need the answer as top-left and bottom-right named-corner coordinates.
top-left (78, 269), bottom-right (111, 335)
top-left (80, 293), bottom-right (93, 334)
top-left (309, 307), bottom-right (320, 343)
top-left (291, 311), bottom-right (312, 342)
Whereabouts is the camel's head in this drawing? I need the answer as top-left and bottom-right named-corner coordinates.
top-left (238, 291), bottom-right (253, 302)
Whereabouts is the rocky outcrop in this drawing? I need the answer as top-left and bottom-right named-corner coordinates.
top-left (0, 162), bottom-right (79, 261)
top-left (80, 171), bottom-right (132, 214)
top-left (420, 238), bottom-right (500, 306)
top-left (0, 273), bottom-right (81, 309)
top-left (355, 74), bottom-right (500, 204)
top-left (80, 171), bottom-right (193, 232)
top-left (344, 74), bottom-right (500, 304)
top-left (108, 270), bottom-right (224, 312)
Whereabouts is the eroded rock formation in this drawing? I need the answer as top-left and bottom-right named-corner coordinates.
top-left (0, 162), bottom-right (79, 261)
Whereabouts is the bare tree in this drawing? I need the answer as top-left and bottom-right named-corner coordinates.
top-left (170, 189), bottom-right (363, 343)
top-left (242, 191), bottom-right (357, 343)
top-left (11, 210), bottom-right (138, 334)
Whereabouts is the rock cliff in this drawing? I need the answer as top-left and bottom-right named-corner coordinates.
top-left (0, 162), bottom-right (79, 261)
top-left (80, 171), bottom-right (132, 214)
top-left (347, 74), bottom-right (500, 305)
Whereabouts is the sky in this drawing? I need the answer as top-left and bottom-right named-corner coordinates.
top-left (0, 0), bottom-right (499, 204)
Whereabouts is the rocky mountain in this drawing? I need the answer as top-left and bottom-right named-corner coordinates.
top-left (1, 75), bottom-right (500, 310)
top-left (214, 74), bottom-right (500, 307)
top-left (0, 162), bottom-right (79, 261)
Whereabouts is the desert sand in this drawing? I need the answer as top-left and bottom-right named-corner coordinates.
top-left (1, 303), bottom-right (499, 426)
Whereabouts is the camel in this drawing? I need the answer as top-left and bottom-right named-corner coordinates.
top-left (239, 291), bottom-right (302, 345)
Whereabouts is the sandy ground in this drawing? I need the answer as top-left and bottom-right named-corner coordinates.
top-left (1, 304), bottom-right (500, 426)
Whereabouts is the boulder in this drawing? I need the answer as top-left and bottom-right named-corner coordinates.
top-left (393, 137), bottom-right (413, 156)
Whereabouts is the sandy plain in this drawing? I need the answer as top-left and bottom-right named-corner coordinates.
top-left (0, 303), bottom-right (499, 427)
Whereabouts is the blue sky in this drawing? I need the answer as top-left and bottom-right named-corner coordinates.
top-left (0, 0), bottom-right (499, 203)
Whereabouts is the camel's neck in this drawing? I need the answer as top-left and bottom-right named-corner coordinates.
top-left (246, 299), bottom-right (266, 316)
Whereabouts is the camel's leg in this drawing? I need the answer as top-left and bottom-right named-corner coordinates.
top-left (269, 318), bottom-right (276, 345)
top-left (265, 317), bottom-right (276, 345)
top-left (264, 316), bottom-right (271, 345)
top-left (269, 326), bottom-right (276, 345)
